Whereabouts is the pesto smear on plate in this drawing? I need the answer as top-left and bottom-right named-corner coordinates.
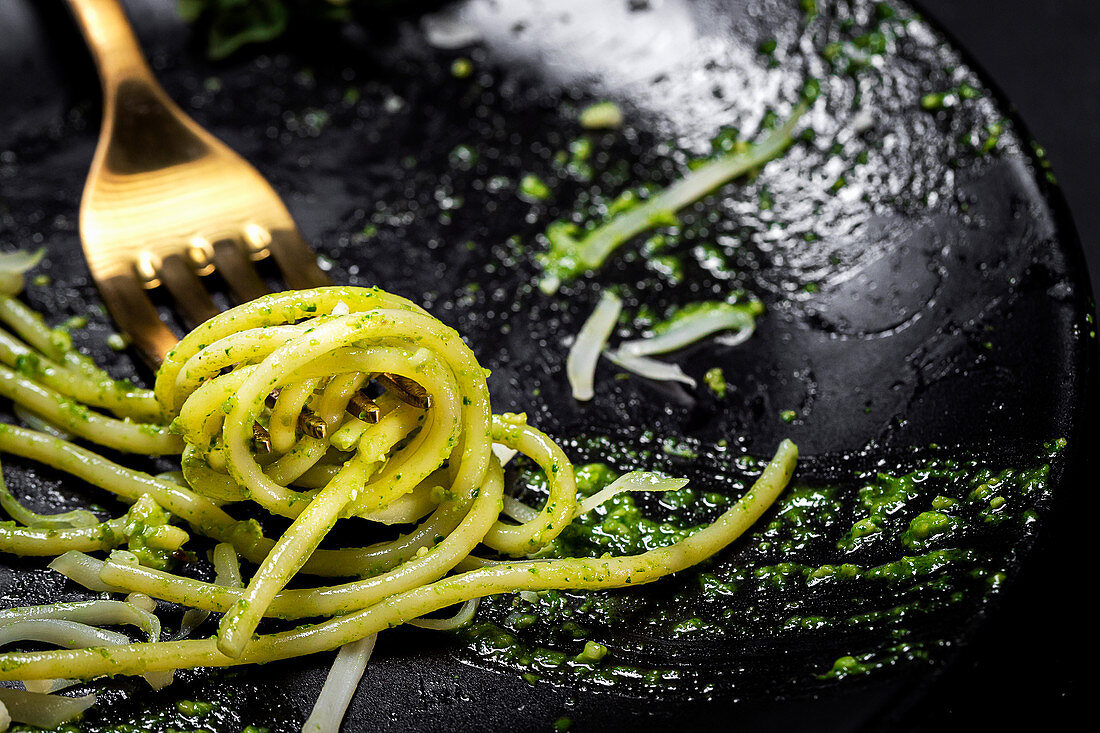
top-left (461, 438), bottom-right (1063, 697)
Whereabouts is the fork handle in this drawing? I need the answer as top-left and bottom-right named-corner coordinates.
top-left (66, 0), bottom-right (156, 93)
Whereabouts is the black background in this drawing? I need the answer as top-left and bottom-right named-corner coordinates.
top-left (917, 0), bottom-right (1100, 299)
top-left (903, 1), bottom-right (1094, 728)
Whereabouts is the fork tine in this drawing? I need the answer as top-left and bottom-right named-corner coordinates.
top-left (268, 228), bottom-right (332, 290)
top-left (72, 0), bottom-right (334, 365)
top-left (212, 239), bottom-right (271, 303)
top-left (159, 254), bottom-right (220, 328)
top-left (98, 274), bottom-right (179, 366)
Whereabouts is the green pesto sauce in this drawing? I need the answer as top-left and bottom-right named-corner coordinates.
top-left (552, 137), bottom-right (596, 182)
top-left (118, 498), bottom-right (177, 570)
top-left (578, 101), bottom-right (623, 130)
top-left (704, 367), bottom-right (727, 397)
top-left (525, 462), bottom-right (704, 558)
top-left (450, 57), bottom-right (473, 79)
top-left (519, 174), bottom-right (553, 202)
top-left (819, 641), bottom-right (933, 680)
top-left (920, 82), bottom-right (982, 111)
top-left (467, 438), bottom-right (1064, 696)
top-left (8, 696), bottom-right (241, 733)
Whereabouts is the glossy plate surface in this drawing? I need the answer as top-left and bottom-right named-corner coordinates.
top-left (0, 0), bottom-right (1092, 730)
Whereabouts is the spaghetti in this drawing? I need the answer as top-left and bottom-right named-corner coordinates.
top-left (0, 285), bottom-right (797, 718)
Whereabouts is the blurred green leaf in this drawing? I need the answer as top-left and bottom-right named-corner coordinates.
top-left (180, 0), bottom-right (446, 59)
top-left (205, 0), bottom-right (289, 59)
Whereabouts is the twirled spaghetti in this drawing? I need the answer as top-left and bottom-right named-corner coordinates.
top-left (0, 284), bottom-right (797, 720)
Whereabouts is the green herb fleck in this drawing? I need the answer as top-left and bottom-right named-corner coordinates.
top-left (578, 101), bottom-right (623, 130)
top-left (519, 174), bottom-right (552, 202)
top-left (704, 367), bottom-right (727, 398)
top-left (451, 57), bottom-right (474, 79)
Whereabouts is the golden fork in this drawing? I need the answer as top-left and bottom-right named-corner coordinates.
top-left (67, 0), bottom-right (331, 367)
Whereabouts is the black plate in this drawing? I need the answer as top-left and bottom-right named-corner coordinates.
top-left (0, 0), bottom-right (1092, 730)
